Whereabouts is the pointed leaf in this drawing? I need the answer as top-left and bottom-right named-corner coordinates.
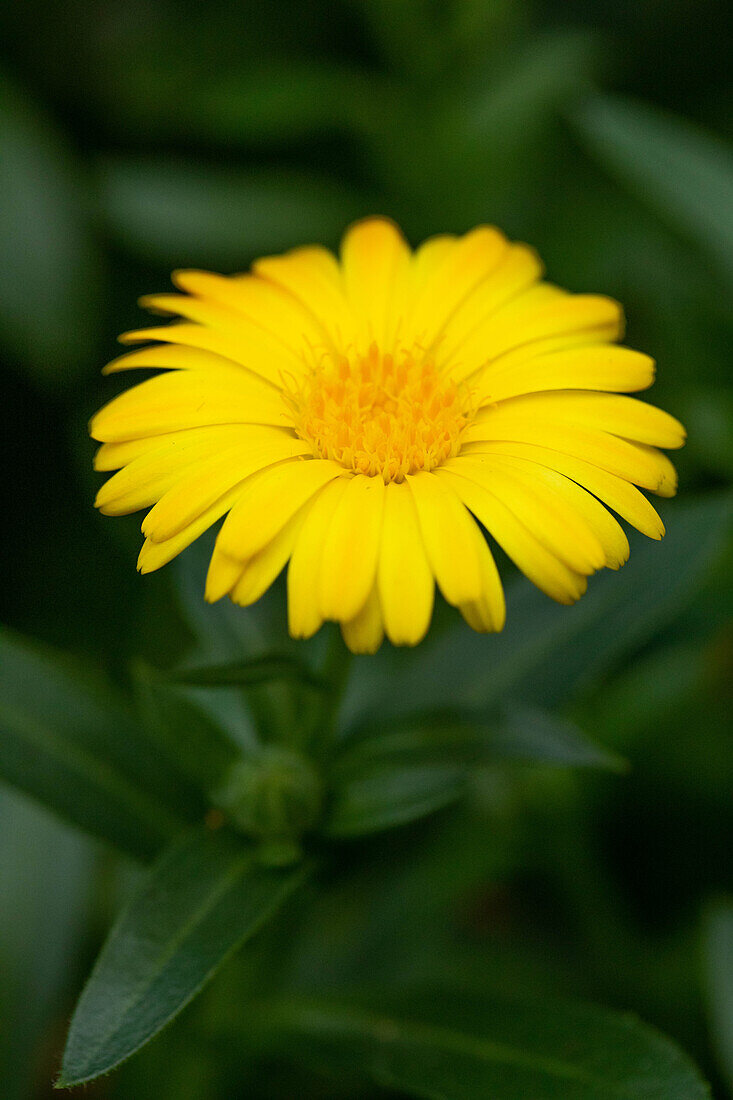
top-left (327, 704), bottom-right (623, 838)
top-left (491, 703), bottom-right (627, 771)
top-left (0, 627), bottom-right (191, 859)
top-left (59, 827), bottom-right (310, 1086)
top-left (132, 663), bottom-right (240, 795)
top-left (348, 707), bottom-right (624, 771)
top-left (261, 989), bottom-right (710, 1099)
top-left (325, 760), bottom-right (465, 839)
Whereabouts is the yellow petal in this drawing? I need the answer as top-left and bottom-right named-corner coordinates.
top-left (341, 584), bottom-right (384, 655)
top-left (406, 471), bottom-right (483, 606)
top-left (204, 545), bottom-right (243, 602)
top-left (95, 425), bottom-right (257, 514)
top-left (137, 484), bottom-right (244, 574)
top-left (445, 294), bottom-right (623, 382)
top-left (481, 391), bottom-right (685, 449)
top-left (377, 481), bottom-right (434, 646)
top-left (446, 455), bottom-right (606, 575)
top-left (402, 226), bottom-right (510, 348)
top-left (118, 323), bottom-right (298, 388)
top-left (409, 233), bottom-right (458, 292)
top-left (462, 440), bottom-right (665, 538)
top-left (253, 246), bottom-right (355, 347)
top-left (94, 424), bottom-right (294, 476)
top-left (457, 521), bottom-right (505, 633)
top-left (341, 217), bottom-right (412, 350)
top-left (436, 468), bottom-right (587, 605)
top-left (485, 456), bottom-right (630, 570)
top-left (103, 343), bottom-right (238, 375)
top-left (433, 243), bottom-right (544, 364)
top-left (90, 368), bottom-right (291, 442)
top-left (230, 507), bottom-right (306, 607)
top-left (217, 459), bottom-right (345, 562)
top-left (169, 270), bottom-right (329, 357)
top-left (319, 474), bottom-right (385, 623)
top-left (288, 479), bottom-right (350, 639)
top-left (479, 346), bottom-right (656, 402)
top-left (95, 438), bottom-right (155, 472)
top-left (142, 439), bottom-right (312, 542)
top-left (462, 413), bottom-right (678, 496)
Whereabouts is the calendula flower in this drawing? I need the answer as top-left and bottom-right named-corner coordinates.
top-left (92, 218), bottom-right (684, 653)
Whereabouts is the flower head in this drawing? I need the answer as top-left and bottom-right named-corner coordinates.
top-left (92, 218), bottom-right (684, 653)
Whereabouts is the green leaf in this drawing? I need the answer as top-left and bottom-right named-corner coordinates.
top-left (0, 627), bottom-right (192, 860)
top-left (325, 759), bottom-right (466, 839)
top-left (0, 72), bottom-right (101, 386)
top-left (171, 538), bottom-right (303, 750)
top-left (345, 494), bottom-right (731, 722)
top-left (176, 63), bottom-right (392, 146)
top-left (325, 704), bottom-right (623, 838)
top-left (258, 989), bottom-right (711, 1099)
top-left (171, 654), bottom-right (327, 693)
top-left (702, 900), bottom-right (733, 1091)
top-left (491, 703), bottom-right (627, 771)
top-left (343, 705), bottom-right (622, 771)
top-left (96, 157), bottom-right (363, 267)
top-left (572, 95), bottom-right (733, 289)
top-left (58, 827), bottom-right (310, 1087)
top-left (0, 791), bottom-right (93, 1100)
top-left (677, 387), bottom-right (733, 479)
top-left (132, 663), bottom-right (240, 794)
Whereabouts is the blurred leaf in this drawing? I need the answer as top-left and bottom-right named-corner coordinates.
top-left (579, 641), bottom-right (707, 753)
top-left (446, 31), bottom-right (596, 225)
top-left (344, 493), bottom-right (732, 723)
top-left (174, 536), bottom-right (275, 663)
top-left (180, 63), bottom-right (391, 146)
top-left (0, 790), bottom-right (93, 1100)
top-left (171, 654), bottom-right (327, 692)
top-left (325, 759), bottom-right (465, 839)
top-left (702, 900), bottom-right (733, 1091)
top-left (132, 664), bottom-right (240, 794)
top-left (93, 58), bottom-right (391, 145)
top-left (677, 387), bottom-right (733, 479)
top-left (59, 826), bottom-right (310, 1087)
top-left (573, 95), bottom-right (733, 290)
top-left (326, 702), bottom-right (622, 838)
top-left (0, 72), bottom-right (101, 386)
top-left (344, 706), bottom-right (623, 771)
top-left (96, 157), bottom-right (364, 267)
top-left (0, 626), bottom-right (192, 860)
top-left (370, 31), bottom-right (596, 229)
top-left (172, 539), bottom-right (326, 752)
top-left (258, 988), bottom-right (711, 1098)
top-left (491, 703), bottom-right (627, 771)
top-left (464, 31), bottom-right (595, 146)
top-left (351, 0), bottom-right (448, 77)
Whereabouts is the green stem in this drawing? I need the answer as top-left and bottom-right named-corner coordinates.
top-left (310, 627), bottom-right (353, 760)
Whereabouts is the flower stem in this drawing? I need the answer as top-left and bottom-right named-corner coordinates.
top-left (311, 626), bottom-right (352, 759)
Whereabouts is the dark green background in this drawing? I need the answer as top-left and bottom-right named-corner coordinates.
top-left (0, 0), bottom-right (731, 1097)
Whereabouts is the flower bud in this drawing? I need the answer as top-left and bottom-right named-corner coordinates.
top-left (214, 746), bottom-right (322, 865)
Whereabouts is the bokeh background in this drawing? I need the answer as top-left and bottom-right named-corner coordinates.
top-left (1, 0), bottom-right (732, 1097)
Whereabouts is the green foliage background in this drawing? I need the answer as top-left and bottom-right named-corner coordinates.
top-left (0, 1), bottom-right (731, 1097)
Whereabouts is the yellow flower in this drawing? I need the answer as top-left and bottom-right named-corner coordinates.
top-left (92, 218), bottom-right (685, 654)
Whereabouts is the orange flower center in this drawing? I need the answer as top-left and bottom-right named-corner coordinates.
top-left (287, 342), bottom-right (471, 482)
